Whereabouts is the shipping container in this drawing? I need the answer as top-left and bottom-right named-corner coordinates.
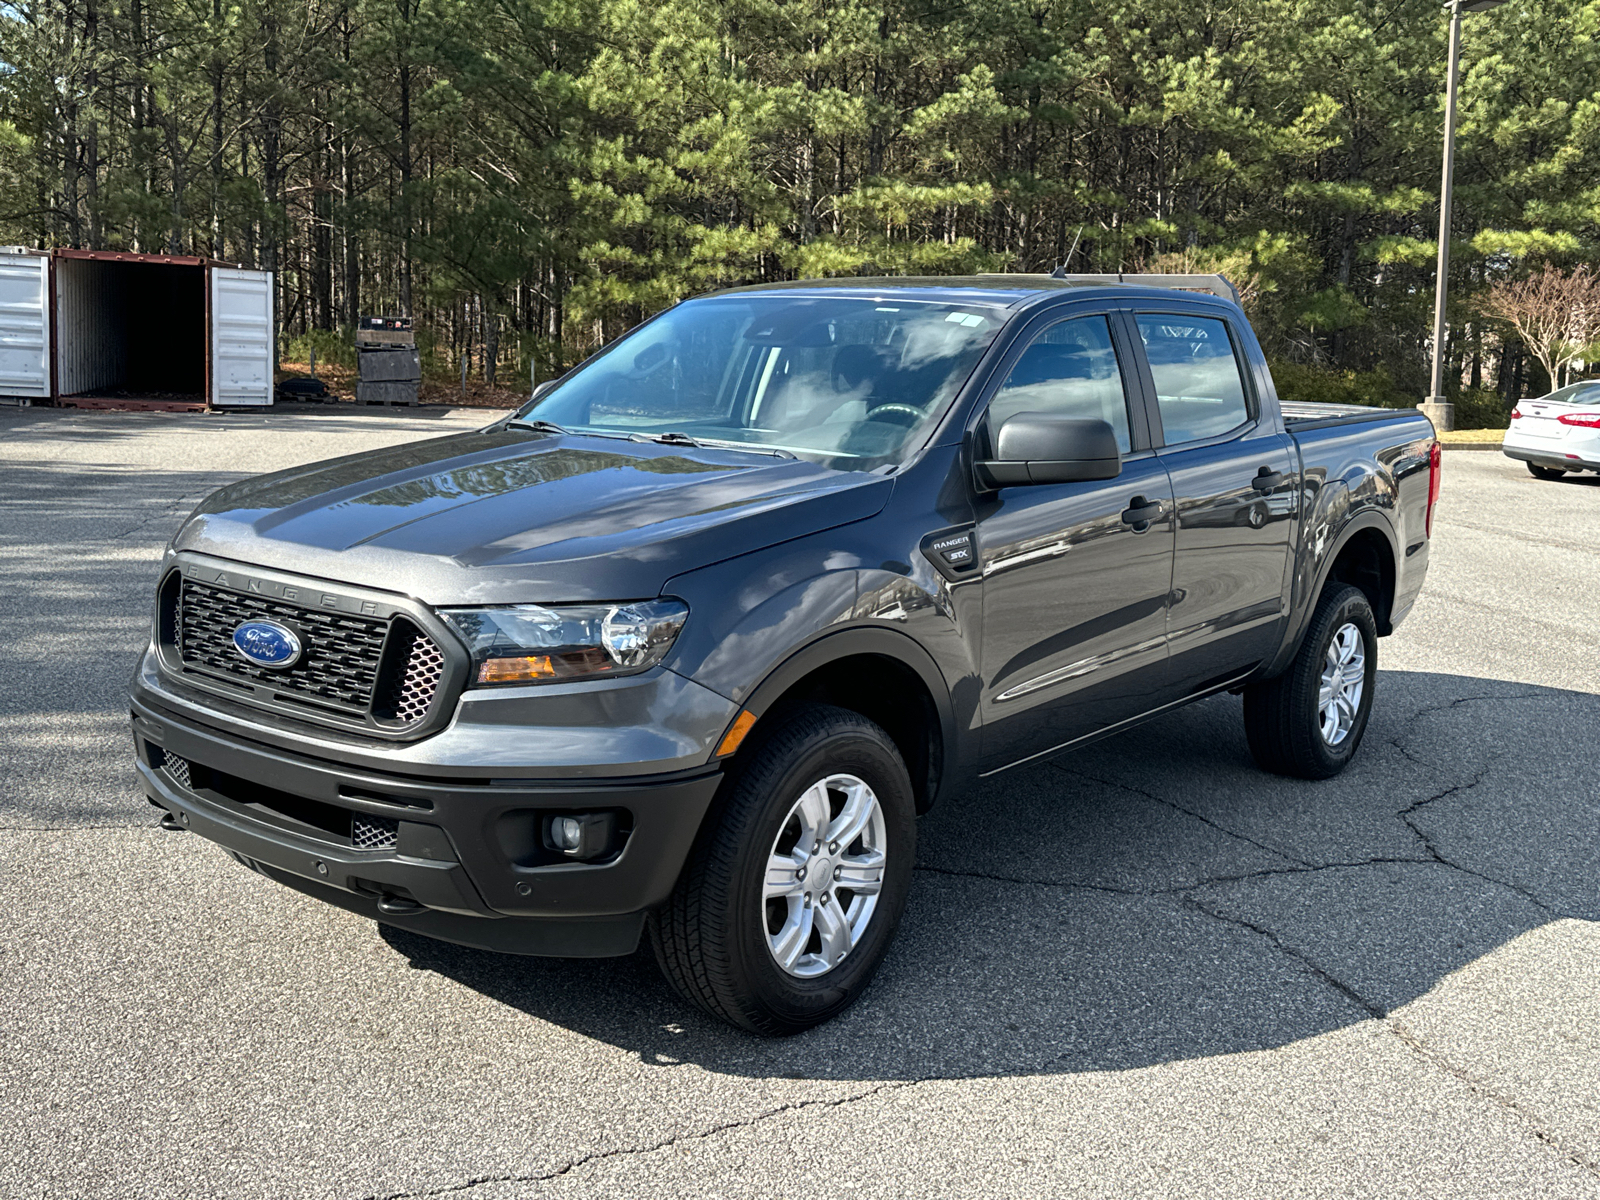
top-left (0, 247), bottom-right (274, 410)
top-left (0, 248), bottom-right (51, 403)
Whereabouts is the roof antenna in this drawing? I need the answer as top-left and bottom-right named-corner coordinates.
top-left (1049, 225), bottom-right (1085, 278)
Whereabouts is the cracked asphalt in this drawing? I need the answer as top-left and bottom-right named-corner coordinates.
top-left (2, 408), bottom-right (1598, 1199)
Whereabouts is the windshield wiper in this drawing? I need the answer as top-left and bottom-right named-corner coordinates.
top-left (507, 418), bottom-right (568, 435)
top-left (630, 431), bottom-right (796, 459)
top-left (508, 421), bottom-right (637, 443)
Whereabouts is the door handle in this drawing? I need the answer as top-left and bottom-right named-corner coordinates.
top-left (1252, 467), bottom-right (1287, 492)
top-left (1121, 496), bottom-right (1163, 528)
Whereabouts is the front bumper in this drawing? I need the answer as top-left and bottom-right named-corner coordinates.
top-left (133, 695), bottom-right (723, 957)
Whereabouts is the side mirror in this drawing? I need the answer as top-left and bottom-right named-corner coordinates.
top-left (975, 413), bottom-right (1122, 488)
top-left (529, 378), bottom-right (559, 403)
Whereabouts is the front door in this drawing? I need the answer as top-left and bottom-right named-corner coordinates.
top-left (975, 311), bottom-right (1176, 771)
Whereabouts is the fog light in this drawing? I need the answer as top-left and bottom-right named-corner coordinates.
top-left (553, 816), bottom-right (583, 851)
top-left (545, 812), bottom-right (618, 861)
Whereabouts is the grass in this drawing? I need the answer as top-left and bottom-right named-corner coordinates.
top-left (1437, 428), bottom-right (1504, 445)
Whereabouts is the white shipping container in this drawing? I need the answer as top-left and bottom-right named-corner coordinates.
top-left (210, 267), bottom-right (275, 407)
top-left (1, 248), bottom-right (274, 409)
top-left (0, 249), bottom-right (51, 402)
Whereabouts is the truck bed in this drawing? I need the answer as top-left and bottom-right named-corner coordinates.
top-left (1279, 400), bottom-right (1425, 430)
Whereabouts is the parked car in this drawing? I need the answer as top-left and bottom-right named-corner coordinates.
top-left (132, 274), bottom-right (1439, 1034)
top-left (1503, 380), bottom-right (1600, 479)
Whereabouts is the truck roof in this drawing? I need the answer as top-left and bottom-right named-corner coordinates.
top-left (707, 273), bottom-right (1240, 308)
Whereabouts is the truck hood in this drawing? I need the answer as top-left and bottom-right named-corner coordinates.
top-left (174, 427), bottom-right (892, 604)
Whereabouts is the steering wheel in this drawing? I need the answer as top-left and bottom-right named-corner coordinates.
top-left (866, 403), bottom-right (925, 428)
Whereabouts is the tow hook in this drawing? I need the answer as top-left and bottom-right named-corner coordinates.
top-left (376, 894), bottom-right (426, 916)
top-left (159, 811), bottom-right (187, 832)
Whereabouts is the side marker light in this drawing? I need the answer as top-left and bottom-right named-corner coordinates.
top-left (717, 710), bottom-right (758, 757)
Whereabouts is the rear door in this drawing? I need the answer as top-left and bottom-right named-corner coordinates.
top-left (210, 267), bottom-right (275, 407)
top-left (974, 308), bottom-right (1176, 771)
top-left (0, 251), bottom-right (51, 401)
top-left (1132, 308), bottom-right (1297, 698)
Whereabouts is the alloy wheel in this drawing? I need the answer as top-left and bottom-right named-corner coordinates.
top-left (1318, 622), bottom-right (1366, 746)
top-left (762, 774), bottom-right (887, 978)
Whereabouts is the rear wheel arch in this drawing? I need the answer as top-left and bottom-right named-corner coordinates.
top-left (719, 627), bottom-right (959, 815)
top-left (1322, 522), bottom-right (1397, 635)
top-left (1266, 512), bottom-right (1398, 680)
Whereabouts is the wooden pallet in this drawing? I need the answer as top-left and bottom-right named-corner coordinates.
top-left (355, 379), bottom-right (420, 406)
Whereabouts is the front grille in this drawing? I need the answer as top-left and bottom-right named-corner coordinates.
top-left (178, 579), bottom-right (386, 711)
top-left (351, 815), bottom-right (399, 851)
top-left (171, 577), bottom-right (447, 728)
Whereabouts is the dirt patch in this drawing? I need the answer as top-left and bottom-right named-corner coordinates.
top-left (277, 362), bottom-right (525, 410)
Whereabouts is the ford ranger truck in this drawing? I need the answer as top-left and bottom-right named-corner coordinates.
top-left (132, 274), bottom-right (1440, 1034)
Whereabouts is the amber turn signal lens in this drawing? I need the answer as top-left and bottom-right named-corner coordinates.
top-left (477, 655), bottom-right (558, 684)
top-left (716, 710), bottom-right (758, 756)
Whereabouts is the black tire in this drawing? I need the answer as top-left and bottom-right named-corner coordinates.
top-left (650, 704), bottom-right (916, 1035)
top-left (1527, 463), bottom-right (1567, 481)
top-left (1243, 584), bottom-right (1378, 780)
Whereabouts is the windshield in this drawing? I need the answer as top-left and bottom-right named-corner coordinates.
top-left (1540, 380), bottom-right (1600, 406)
top-left (513, 295), bottom-right (1006, 470)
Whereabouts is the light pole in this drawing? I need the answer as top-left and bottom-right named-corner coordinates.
top-left (1423, 0), bottom-right (1506, 432)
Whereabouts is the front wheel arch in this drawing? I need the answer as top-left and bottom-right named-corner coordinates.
top-left (716, 626), bottom-right (961, 815)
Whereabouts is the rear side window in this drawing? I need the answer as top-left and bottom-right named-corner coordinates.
top-left (1136, 314), bottom-right (1251, 445)
top-left (986, 315), bottom-right (1133, 453)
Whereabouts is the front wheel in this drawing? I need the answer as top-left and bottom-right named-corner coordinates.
top-left (650, 704), bottom-right (916, 1035)
top-left (1243, 584), bottom-right (1378, 780)
top-left (1527, 463), bottom-right (1567, 481)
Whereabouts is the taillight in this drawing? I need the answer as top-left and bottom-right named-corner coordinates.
top-left (1557, 412), bottom-right (1600, 428)
top-left (1510, 408), bottom-right (1523, 419)
top-left (1425, 441), bottom-right (1442, 539)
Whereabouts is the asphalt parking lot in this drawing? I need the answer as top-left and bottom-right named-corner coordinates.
top-left (2, 407), bottom-right (1597, 1199)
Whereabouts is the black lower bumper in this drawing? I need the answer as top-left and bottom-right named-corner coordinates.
top-left (133, 697), bottom-right (723, 957)
top-left (1503, 446), bottom-right (1600, 471)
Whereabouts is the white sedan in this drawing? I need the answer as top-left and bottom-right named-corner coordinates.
top-left (1503, 381), bottom-right (1600, 480)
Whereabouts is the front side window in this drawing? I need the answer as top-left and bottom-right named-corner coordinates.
top-left (1137, 314), bottom-right (1251, 445)
top-left (514, 295), bottom-right (1005, 470)
top-left (985, 315), bottom-right (1133, 453)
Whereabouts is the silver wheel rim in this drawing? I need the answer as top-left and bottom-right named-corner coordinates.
top-left (763, 773), bottom-right (887, 979)
top-left (1319, 622), bottom-right (1366, 746)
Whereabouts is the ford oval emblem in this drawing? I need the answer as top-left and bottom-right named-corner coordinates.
top-left (232, 619), bottom-right (302, 669)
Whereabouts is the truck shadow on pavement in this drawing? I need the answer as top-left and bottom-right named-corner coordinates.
top-left (383, 668), bottom-right (1599, 1080)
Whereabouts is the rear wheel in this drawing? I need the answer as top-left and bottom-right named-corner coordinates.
top-left (650, 704), bottom-right (916, 1035)
top-left (1527, 463), bottom-right (1567, 481)
top-left (1243, 584), bottom-right (1377, 780)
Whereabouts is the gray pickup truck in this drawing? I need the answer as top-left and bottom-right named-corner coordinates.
top-left (132, 273), bottom-right (1439, 1033)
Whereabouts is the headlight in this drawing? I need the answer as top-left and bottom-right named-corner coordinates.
top-left (440, 599), bottom-right (689, 686)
